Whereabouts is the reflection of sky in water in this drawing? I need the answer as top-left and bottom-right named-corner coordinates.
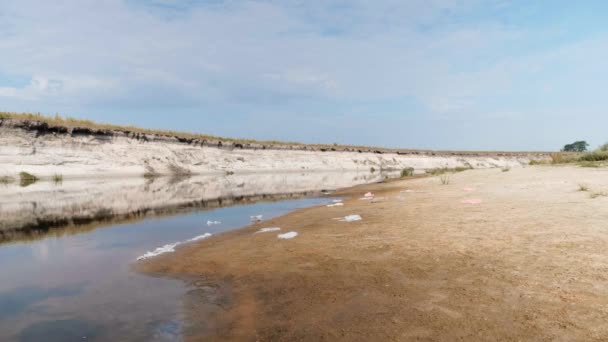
top-left (0, 197), bottom-right (328, 341)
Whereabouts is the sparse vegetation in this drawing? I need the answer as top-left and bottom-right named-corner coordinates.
top-left (578, 151), bottom-right (608, 162)
top-left (501, 166), bottom-right (511, 172)
top-left (589, 191), bottom-right (608, 199)
top-left (370, 167), bottom-right (376, 173)
top-left (426, 166), bottom-right (472, 176)
top-left (0, 176), bottom-right (15, 184)
top-left (550, 152), bottom-right (579, 164)
top-left (19, 171), bottom-right (38, 187)
top-left (439, 174), bottom-right (451, 185)
top-left (143, 171), bottom-right (159, 179)
top-left (400, 167), bottom-right (414, 178)
top-left (578, 184), bottom-right (589, 192)
top-left (52, 174), bottom-right (63, 184)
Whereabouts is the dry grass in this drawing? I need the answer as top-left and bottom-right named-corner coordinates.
top-left (589, 191), bottom-right (608, 199)
top-left (0, 111), bottom-right (552, 155)
top-left (426, 166), bottom-right (472, 176)
top-left (0, 111), bottom-right (391, 151)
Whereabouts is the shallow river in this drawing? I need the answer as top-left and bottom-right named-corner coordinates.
top-left (0, 171), bottom-right (390, 341)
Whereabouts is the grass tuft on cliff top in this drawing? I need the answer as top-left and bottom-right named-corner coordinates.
top-left (0, 111), bottom-right (549, 155)
top-left (0, 111), bottom-right (388, 151)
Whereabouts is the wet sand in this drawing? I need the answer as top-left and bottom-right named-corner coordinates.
top-left (138, 166), bottom-right (608, 341)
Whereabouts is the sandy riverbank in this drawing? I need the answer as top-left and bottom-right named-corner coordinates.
top-left (138, 166), bottom-right (608, 341)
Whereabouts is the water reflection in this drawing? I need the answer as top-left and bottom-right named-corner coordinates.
top-left (0, 171), bottom-right (389, 244)
top-left (0, 171), bottom-right (390, 341)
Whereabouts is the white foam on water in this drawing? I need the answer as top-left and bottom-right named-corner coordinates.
top-left (206, 220), bottom-right (221, 226)
top-left (327, 203), bottom-right (344, 207)
top-left (332, 199), bottom-right (343, 203)
top-left (137, 233), bottom-right (212, 260)
top-left (339, 214), bottom-right (362, 222)
top-left (255, 227), bottom-right (281, 234)
top-left (278, 232), bottom-right (298, 239)
top-left (188, 233), bottom-right (213, 242)
top-left (137, 242), bottom-right (181, 261)
top-left (250, 215), bottom-right (263, 222)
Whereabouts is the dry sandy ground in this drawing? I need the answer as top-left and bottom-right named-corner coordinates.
top-left (138, 166), bottom-right (608, 341)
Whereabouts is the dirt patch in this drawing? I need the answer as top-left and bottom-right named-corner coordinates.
top-left (138, 166), bottom-right (608, 341)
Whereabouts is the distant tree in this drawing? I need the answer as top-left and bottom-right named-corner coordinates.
top-left (562, 141), bottom-right (589, 152)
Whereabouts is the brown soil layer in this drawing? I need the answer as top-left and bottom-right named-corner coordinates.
top-left (138, 166), bottom-right (608, 341)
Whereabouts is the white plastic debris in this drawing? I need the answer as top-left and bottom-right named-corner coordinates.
top-left (255, 227), bottom-right (281, 234)
top-left (137, 242), bottom-right (180, 261)
top-left (338, 214), bottom-right (362, 222)
top-left (327, 203), bottom-right (344, 207)
top-left (332, 199), bottom-right (343, 203)
top-left (278, 232), bottom-right (298, 239)
top-left (206, 220), bottom-right (221, 226)
top-left (250, 215), bottom-right (263, 223)
top-left (359, 197), bottom-right (374, 200)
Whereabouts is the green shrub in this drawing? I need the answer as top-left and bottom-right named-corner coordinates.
top-left (19, 172), bottom-right (38, 187)
top-left (400, 167), bottom-right (414, 177)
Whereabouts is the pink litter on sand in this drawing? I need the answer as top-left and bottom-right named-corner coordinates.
top-left (462, 199), bottom-right (483, 204)
top-left (463, 187), bottom-right (475, 192)
top-left (364, 192), bottom-right (374, 198)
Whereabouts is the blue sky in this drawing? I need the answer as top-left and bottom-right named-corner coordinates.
top-left (1, 0), bottom-right (608, 151)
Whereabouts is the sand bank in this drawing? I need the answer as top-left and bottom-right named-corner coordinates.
top-left (139, 166), bottom-right (608, 341)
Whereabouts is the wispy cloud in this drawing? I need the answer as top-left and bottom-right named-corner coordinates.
top-left (1, 0), bottom-right (608, 150)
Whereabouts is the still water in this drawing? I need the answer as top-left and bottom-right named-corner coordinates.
top-left (0, 171), bottom-right (390, 341)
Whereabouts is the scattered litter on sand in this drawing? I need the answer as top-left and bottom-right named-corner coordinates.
top-left (462, 199), bottom-right (483, 204)
top-left (206, 220), bottom-right (221, 226)
top-left (364, 192), bottom-right (374, 198)
top-left (255, 227), bottom-right (281, 234)
top-left (359, 197), bottom-right (374, 200)
top-left (371, 197), bottom-right (386, 203)
top-left (137, 243), bottom-right (180, 261)
top-left (251, 215), bottom-right (263, 223)
top-left (327, 203), bottom-right (344, 207)
top-left (338, 214), bottom-right (362, 222)
top-left (188, 233), bottom-right (212, 242)
top-left (278, 232), bottom-right (298, 239)
top-left (463, 187), bottom-right (475, 192)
